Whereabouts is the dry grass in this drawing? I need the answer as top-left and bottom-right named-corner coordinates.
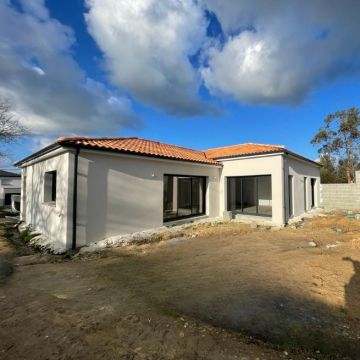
top-left (1, 211), bottom-right (360, 359)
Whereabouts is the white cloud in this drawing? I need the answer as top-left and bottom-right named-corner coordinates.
top-left (202, 0), bottom-right (360, 104)
top-left (85, 0), bottom-right (216, 116)
top-left (0, 0), bottom-right (138, 136)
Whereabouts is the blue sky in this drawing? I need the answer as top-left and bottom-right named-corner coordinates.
top-left (1, 0), bottom-right (360, 169)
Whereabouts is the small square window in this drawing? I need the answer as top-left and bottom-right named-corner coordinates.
top-left (44, 171), bottom-right (57, 203)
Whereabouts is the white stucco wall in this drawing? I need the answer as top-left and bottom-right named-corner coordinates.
top-left (219, 154), bottom-right (285, 225)
top-left (284, 155), bottom-right (320, 221)
top-left (18, 146), bottom-right (320, 250)
top-left (76, 150), bottom-right (221, 246)
top-left (0, 177), bottom-right (21, 207)
top-left (20, 150), bottom-right (74, 251)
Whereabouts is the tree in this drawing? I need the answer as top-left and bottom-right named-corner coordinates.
top-left (318, 154), bottom-right (337, 183)
top-left (0, 100), bottom-right (28, 157)
top-left (311, 107), bottom-right (360, 183)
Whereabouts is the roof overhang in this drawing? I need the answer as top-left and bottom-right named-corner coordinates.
top-left (15, 141), bottom-right (222, 168)
top-left (214, 149), bottom-right (320, 167)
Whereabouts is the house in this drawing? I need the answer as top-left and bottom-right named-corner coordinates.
top-left (15, 136), bottom-right (320, 251)
top-left (0, 170), bottom-right (21, 208)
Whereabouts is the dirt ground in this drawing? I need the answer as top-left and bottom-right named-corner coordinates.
top-left (1, 211), bottom-right (360, 360)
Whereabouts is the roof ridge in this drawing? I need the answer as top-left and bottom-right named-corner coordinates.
top-left (205, 142), bottom-right (285, 151)
top-left (134, 137), bottom-right (206, 155)
top-left (57, 136), bottom-right (138, 143)
top-left (246, 142), bottom-right (285, 147)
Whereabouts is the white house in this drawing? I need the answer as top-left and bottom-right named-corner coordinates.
top-left (15, 137), bottom-right (320, 251)
top-left (0, 170), bottom-right (21, 208)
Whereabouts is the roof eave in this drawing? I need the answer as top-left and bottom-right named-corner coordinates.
top-left (15, 141), bottom-right (221, 167)
top-left (212, 150), bottom-right (285, 160)
top-left (75, 144), bottom-right (221, 166)
top-left (14, 143), bottom-right (63, 167)
top-left (284, 150), bottom-right (321, 167)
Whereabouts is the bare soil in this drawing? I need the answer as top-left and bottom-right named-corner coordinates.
top-left (1, 211), bottom-right (360, 359)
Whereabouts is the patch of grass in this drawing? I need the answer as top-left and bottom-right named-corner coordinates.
top-left (19, 228), bottom-right (40, 244)
top-left (338, 305), bottom-right (348, 314)
top-left (157, 305), bottom-right (181, 319)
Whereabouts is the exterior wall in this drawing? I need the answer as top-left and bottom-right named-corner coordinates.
top-left (76, 150), bottom-right (221, 247)
top-left (320, 171), bottom-right (360, 210)
top-left (284, 156), bottom-right (321, 221)
top-left (0, 177), bottom-right (21, 207)
top-left (21, 150), bottom-right (74, 250)
top-left (219, 154), bottom-right (285, 225)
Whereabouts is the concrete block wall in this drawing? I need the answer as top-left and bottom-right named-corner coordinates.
top-left (320, 171), bottom-right (360, 210)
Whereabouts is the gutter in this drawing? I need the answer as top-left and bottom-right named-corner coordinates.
top-left (14, 143), bottom-right (62, 167)
top-left (72, 147), bottom-right (80, 250)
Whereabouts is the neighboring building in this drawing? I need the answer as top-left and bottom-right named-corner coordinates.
top-left (0, 170), bottom-right (21, 208)
top-left (15, 137), bottom-right (320, 251)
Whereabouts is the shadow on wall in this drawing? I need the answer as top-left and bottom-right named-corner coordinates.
top-left (80, 155), bottom-right (162, 245)
top-left (85, 159), bottom-right (108, 245)
top-left (27, 160), bottom-right (68, 250)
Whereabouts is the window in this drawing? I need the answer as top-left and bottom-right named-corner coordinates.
top-left (311, 178), bottom-right (316, 208)
top-left (227, 175), bottom-right (272, 217)
top-left (304, 177), bottom-right (307, 211)
top-left (4, 193), bottom-right (20, 206)
top-left (44, 171), bottom-right (57, 203)
top-left (288, 175), bottom-right (293, 217)
top-left (163, 175), bottom-right (206, 221)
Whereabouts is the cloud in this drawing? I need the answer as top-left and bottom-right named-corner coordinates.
top-left (0, 0), bottom-right (138, 136)
top-left (202, 0), bottom-right (360, 104)
top-left (85, 0), bottom-right (216, 116)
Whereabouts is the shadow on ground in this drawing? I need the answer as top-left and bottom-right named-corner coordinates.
top-left (100, 247), bottom-right (360, 359)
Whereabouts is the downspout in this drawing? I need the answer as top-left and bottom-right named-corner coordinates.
top-left (72, 147), bottom-right (80, 250)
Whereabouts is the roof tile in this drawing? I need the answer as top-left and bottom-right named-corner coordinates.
top-left (204, 143), bottom-right (285, 159)
top-left (57, 137), bottom-right (220, 165)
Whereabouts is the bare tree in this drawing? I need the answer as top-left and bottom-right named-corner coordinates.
top-left (0, 100), bottom-right (28, 157)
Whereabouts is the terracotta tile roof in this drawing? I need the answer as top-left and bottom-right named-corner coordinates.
top-left (204, 143), bottom-right (285, 159)
top-left (56, 136), bottom-right (220, 165)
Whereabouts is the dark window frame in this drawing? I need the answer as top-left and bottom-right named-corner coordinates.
top-left (4, 192), bottom-right (20, 206)
top-left (288, 175), bottom-right (293, 218)
top-left (310, 178), bottom-right (316, 208)
top-left (226, 175), bottom-right (272, 217)
top-left (304, 177), bottom-right (307, 211)
top-left (44, 170), bottom-right (57, 203)
top-left (163, 174), bottom-right (206, 222)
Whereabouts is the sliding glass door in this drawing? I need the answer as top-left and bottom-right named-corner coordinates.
top-left (164, 175), bottom-right (206, 221)
top-left (227, 175), bottom-right (272, 217)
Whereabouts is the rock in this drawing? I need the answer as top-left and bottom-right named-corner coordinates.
top-left (308, 241), bottom-right (317, 248)
top-left (223, 211), bottom-right (233, 221)
top-left (270, 226), bottom-right (282, 232)
top-left (325, 244), bottom-right (338, 249)
top-left (250, 223), bottom-right (258, 229)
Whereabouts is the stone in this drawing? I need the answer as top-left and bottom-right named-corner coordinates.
top-left (308, 241), bottom-right (317, 248)
top-left (270, 226), bottom-right (282, 232)
top-left (250, 223), bottom-right (258, 229)
top-left (223, 211), bottom-right (233, 221)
